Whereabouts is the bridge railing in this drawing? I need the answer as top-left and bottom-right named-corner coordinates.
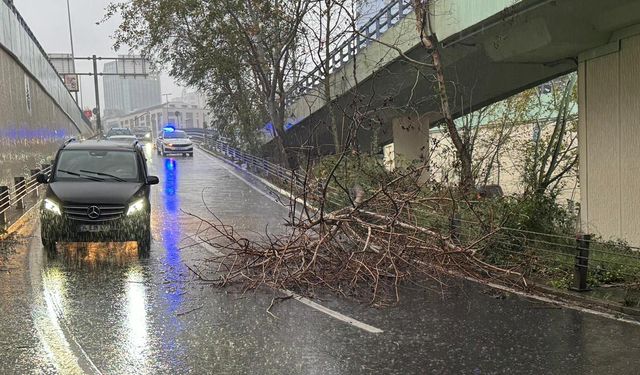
top-left (286, 0), bottom-right (413, 105)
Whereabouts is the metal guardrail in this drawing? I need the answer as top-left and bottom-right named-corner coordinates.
top-left (203, 140), bottom-right (309, 191)
top-left (287, 0), bottom-right (413, 105)
top-left (182, 128), bottom-right (214, 142)
top-left (0, 163), bottom-right (52, 230)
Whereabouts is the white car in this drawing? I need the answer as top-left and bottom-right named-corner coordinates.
top-left (156, 127), bottom-right (193, 157)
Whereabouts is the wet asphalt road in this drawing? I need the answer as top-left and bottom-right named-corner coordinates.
top-left (1, 146), bottom-right (640, 374)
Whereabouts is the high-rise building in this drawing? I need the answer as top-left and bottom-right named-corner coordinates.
top-left (102, 59), bottom-right (161, 118)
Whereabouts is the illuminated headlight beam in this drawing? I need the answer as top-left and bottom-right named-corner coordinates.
top-left (127, 198), bottom-right (145, 216)
top-left (44, 199), bottom-right (62, 216)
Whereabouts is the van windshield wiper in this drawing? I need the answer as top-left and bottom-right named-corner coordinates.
top-left (57, 169), bottom-right (103, 181)
top-left (79, 170), bottom-right (127, 182)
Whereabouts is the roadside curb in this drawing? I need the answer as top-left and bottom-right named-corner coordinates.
top-left (0, 199), bottom-right (40, 240)
top-left (529, 283), bottom-right (640, 319)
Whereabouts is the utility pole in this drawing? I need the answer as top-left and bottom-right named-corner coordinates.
top-left (163, 93), bottom-right (172, 126)
top-left (92, 55), bottom-right (101, 134)
top-left (175, 111), bottom-right (181, 128)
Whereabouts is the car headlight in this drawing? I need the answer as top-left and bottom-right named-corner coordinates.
top-left (127, 198), bottom-right (146, 216)
top-left (164, 142), bottom-right (173, 147)
top-left (44, 198), bottom-right (61, 216)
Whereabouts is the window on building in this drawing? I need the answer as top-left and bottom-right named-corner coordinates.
top-left (532, 124), bottom-right (541, 141)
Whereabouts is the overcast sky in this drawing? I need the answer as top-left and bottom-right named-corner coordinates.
top-left (15, 0), bottom-right (183, 110)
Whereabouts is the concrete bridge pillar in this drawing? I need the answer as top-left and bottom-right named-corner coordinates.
top-left (390, 115), bottom-right (431, 174)
top-left (578, 30), bottom-right (640, 244)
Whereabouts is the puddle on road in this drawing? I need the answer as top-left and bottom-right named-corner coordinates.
top-left (50, 242), bottom-right (142, 269)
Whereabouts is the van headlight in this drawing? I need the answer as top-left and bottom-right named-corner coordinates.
top-left (44, 198), bottom-right (62, 216)
top-left (127, 198), bottom-right (145, 216)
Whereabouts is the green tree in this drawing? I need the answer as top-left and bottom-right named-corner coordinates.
top-left (522, 74), bottom-right (578, 198)
top-left (105, 0), bottom-right (311, 163)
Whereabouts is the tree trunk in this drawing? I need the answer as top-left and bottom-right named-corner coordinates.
top-left (413, 3), bottom-right (474, 193)
top-left (324, 0), bottom-right (341, 154)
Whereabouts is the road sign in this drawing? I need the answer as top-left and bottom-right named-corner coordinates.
top-left (83, 110), bottom-right (93, 119)
top-left (49, 53), bottom-right (76, 74)
top-left (114, 55), bottom-right (151, 77)
top-left (64, 74), bottom-right (79, 92)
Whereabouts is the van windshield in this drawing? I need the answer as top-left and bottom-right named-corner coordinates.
top-left (54, 150), bottom-right (139, 182)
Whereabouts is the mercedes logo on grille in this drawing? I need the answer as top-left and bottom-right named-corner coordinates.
top-left (87, 206), bottom-right (101, 219)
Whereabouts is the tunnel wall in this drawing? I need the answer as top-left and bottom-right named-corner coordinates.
top-left (0, 0), bottom-right (93, 187)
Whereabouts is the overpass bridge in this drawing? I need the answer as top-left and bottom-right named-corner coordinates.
top-left (280, 0), bottom-right (640, 244)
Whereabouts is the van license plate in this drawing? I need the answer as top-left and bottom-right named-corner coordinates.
top-left (79, 225), bottom-right (109, 232)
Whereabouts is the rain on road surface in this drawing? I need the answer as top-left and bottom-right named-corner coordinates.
top-left (1, 146), bottom-right (639, 374)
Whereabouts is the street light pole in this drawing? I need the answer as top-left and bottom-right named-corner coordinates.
top-left (65, 0), bottom-right (78, 103)
top-left (134, 111), bottom-right (151, 128)
top-left (92, 55), bottom-right (102, 135)
top-left (162, 93), bottom-right (171, 132)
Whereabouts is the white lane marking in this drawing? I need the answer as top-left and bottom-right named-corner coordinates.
top-left (193, 214), bottom-right (384, 334)
top-left (196, 148), bottom-right (285, 205)
top-left (421, 261), bottom-right (640, 327)
top-left (480, 280), bottom-right (640, 326)
top-left (280, 289), bottom-right (383, 334)
top-left (197, 149), bottom-right (384, 333)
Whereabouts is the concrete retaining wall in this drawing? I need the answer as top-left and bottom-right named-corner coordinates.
top-left (0, 0), bottom-right (92, 187)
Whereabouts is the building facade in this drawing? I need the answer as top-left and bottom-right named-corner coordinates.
top-left (104, 100), bottom-right (210, 137)
top-left (102, 59), bottom-right (162, 118)
top-left (174, 90), bottom-right (208, 108)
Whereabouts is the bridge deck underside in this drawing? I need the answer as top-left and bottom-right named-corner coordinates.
top-left (280, 0), bottom-right (640, 156)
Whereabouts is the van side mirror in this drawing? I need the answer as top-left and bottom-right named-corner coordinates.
top-left (36, 173), bottom-right (49, 184)
top-left (147, 176), bottom-right (159, 185)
